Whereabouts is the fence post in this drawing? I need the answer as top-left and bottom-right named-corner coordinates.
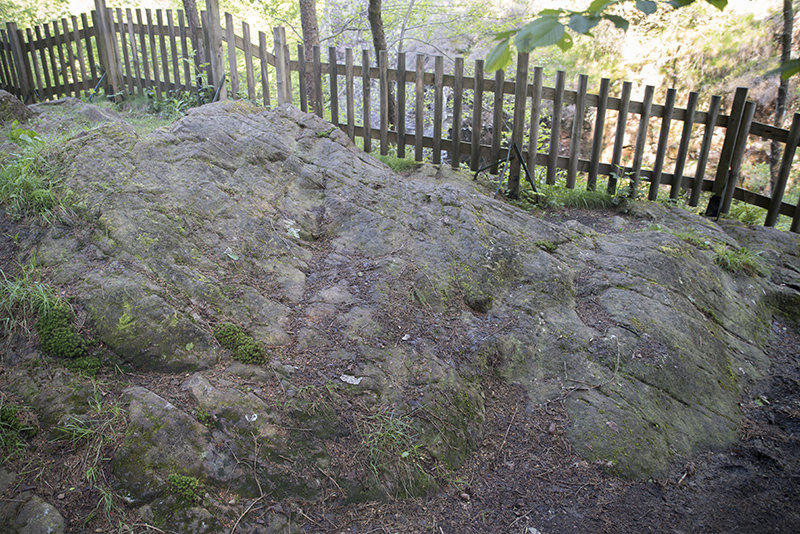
top-left (93, 0), bottom-right (123, 99)
top-left (720, 100), bottom-right (756, 214)
top-left (705, 86), bottom-right (748, 215)
top-left (6, 22), bottom-right (33, 102)
top-left (451, 56), bottom-right (464, 170)
top-left (205, 0), bottom-right (225, 100)
top-left (766, 113), bottom-right (800, 227)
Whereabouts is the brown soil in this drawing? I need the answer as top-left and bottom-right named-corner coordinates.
top-left (1, 207), bottom-right (799, 534)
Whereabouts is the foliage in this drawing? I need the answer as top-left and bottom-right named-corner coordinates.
top-left (376, 154), bottom-right (420, 173)
top-left (713, 244), bottom-right (770, 277)
top-left (0, 0), bottom-right (69, 29)
top-left (486, 0), bottom-right (729, 71)
top-left (6, 120), bottom-right (40, 145)
top-left (359, 409), bottom-right (435, 497)
top-left (213, 322), bottom-right (267, 364)
top-left (0, 396), bottom-right (36, 456)
top-left (146, 87), bottom-right (216, 120)
top-left (0, 137), bottom-right (69, 224)
top-left (63, 356), bottom-right (103, 378)
top-left (510, 177), bottom-right (619, 212)
top-left (167, 473), bottom-right (203, 504)
top-left (726, 200), bottom-right (765, 227)
top-left (36, 303), bottom-right (87, 360)
top-left (0, 260), bottom-right (65, 337)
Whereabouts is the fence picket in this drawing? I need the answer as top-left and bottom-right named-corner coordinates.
top-left (33, 26), bottom-right (51, 100)
top-left (49, 21), bottom-right (66, 96)
top-left (1, 29), bottom-right (18, 96)
top-left (471, 59), bottom-right (484, 172)
top-left (59, 19), bottom-right (80, 98)
top-left (631, 85), bottom-right (654, 195)
top-left (379, 49), bottom-right (389, 155)
top-left (258, 32), bottom-right (269, 106)
top-left (433, 55), bottom-right (443, 164)
top-left (362, 49), bottom-right (371, 153)
top-left (721, 100), bottom-right (757, 214)
top-left (241, 22), bottom-right (254, 100)
top-left (0, 31), bottom-right (9, 92)
top-left (766, 113), bottom-right (800, 226)
top-left (491, 69), bottom-right (505, 174)
top-left (80, 13), bottom-right (97, 83)
top-left (329, 47), bottom-right (339, 126)
top-left (167, 11), bottom-right (180, 92)
top-left (711, 87), bottom-right (748, 201)
top-left (397, 51), bottom-right (405, 158)
top-left (157, 10), bottom-right (170, 92)
top-left (588, 78), bottom-right (610, 191)
top-left (451, 56), bottom-right (464, 169)
top-left (224, 13), bottom-right (237, 98)
top-left (690, 95), bottom-right (721, 206)
top-left (25, 28), bottom-right (43, 102)
top-left (608, 81), bottom-right (631, 194)
top-left (116, 9), bottom-right (133, 95)
top-left (527, 66), bottom-right (544, 176)
top-left (345, 47), bottom-right (354, 140)
top-left (313, 45), bottom-right (323, 117)
top-left (649, 87), bottom-right (676, 200)
top-left (297, 44), bottom-right (307, 111)
top-left (136, 10), bottom-right (151, 96)
top-left (146, 10), bottom-right (161, 98)
top-left (178, 11), bottom-right (190, 91)
top-left (415, 54), bottom-right (423, 161)
top-left (671, 91), bottom-right (698, 199)
top-left (548, 71), bottom-right (565, 185)
top-left (567, 73), bottom-right (588, 189)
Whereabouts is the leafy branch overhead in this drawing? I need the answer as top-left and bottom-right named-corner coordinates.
top-left (486, 0), bottom-right (729, 72)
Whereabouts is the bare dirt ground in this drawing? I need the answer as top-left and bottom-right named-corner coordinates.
top-left (2, 207), bottom-right (799, 534)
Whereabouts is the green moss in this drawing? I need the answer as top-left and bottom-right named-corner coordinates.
top-left (166, 473), bottom-right (202, 505)
top-left (36, 304), bottom-right (87, 359)
top-left (213, 322), bottom-right (266, 364)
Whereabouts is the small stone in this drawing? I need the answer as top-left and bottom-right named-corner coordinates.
top-left (57, 493), bottom-right (65, 500)
top-left (548, 422), bottom-right (557, 434)
top-left (459, 493), bottom-right (470, 502)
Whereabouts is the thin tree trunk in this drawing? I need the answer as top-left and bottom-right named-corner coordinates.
top-left (771, 0), bottom-right (793, 192)
top-left (182, 0), bottom-right (206, 87)
top-left (300, 0), bottom-right (320, 109)
top-left (367, 0), bottom-right (397, 127)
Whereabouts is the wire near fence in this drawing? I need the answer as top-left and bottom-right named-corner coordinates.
top-left (1, 0), bottom-right (799, 231)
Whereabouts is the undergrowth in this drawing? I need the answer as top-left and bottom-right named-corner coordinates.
top-left (713, 244), bottom-right (770, 277)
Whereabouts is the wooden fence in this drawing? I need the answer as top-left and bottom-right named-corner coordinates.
top-left (2, 0), bottom-right (800, 231)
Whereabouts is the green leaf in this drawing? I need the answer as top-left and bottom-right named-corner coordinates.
top-left (705, 0), bottom-right (728, 10)
top-left (668, 0), bottom-right (697, 7)
top-left (603, 14), bottom-right (629, 31)
top-left (515, 17), bottom-right (565, 53)
top-left (767, 58), bottom-right (800, 80)
top-left (486, 38), bottom-right (512, 72)
top-left (568, 14), bottom-right (599, 34)
top-left (636, 0), bottom-right (657, 14)
top-left (556, 32), bottom-right (574, 52)
top-left (493, 28), bottom-right (519, 40)
top-left (539, 9), bottom-right (565, 15)
top-left (588, 0), bottom-right (618, 14)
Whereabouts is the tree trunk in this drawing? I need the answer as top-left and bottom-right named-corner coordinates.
top-left (182, 0), bottom-right (206, 87)
top-left (300, 0), bottom-right (320, 110)
top-left (367, 0), bottom-right (397, 127)
top-left (770, 0), bottom-right (793, 192)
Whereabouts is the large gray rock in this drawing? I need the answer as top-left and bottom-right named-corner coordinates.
top-left (23, 100), bottom-right (800, 481)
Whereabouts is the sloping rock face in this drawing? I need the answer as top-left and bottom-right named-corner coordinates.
top-left (21, 100), bottom-right (797, 494)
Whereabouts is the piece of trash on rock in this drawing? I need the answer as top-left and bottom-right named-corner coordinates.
top-left (401, 334), bottom-right (411, 341)
top-left (340, 374), bottom-right (363, 385)
top-left (245, 413), bottom-right (258, 422)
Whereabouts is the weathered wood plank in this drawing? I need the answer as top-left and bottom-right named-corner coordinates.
top-left (258, 31), bottom-right (270, 106)
top-left (491, 69), bottom-right (505, 174)
top-left (471, 59), bottom-right (484, 172)
top-left (297, 44), bottom-right (307, 111)
top-left (60, 19), bottom-right (80, 97)
top-left (240, 21), bottom-right (254, 100)
top-left (167, 10), bottom-right (180, 91)
top-left (689, 95), bottom-right (721, 207)
top-left (721, 100), bottom-right (756, 214)
top-left (178, 10), bottom-right (191, 91)
top-left (671, 91), bottom-right (698, 199)
top-left (711, 87), bottom-right (748, 196)
top-left (508, 53), bottom-right (529, 196)
top-left (43, 23), bottom-right (60, 98)
top-left (648, 87), bottom-right (676, 200)
top-left (146, 10), bottom-right (161, 98)
top-left (116, 9), bottom-right (133, 95)
top-left (630, 85), bottom-right (654, 196)
top-left (273, 27), bottom-right (287, 105)
top-left (588, 77), bottom-right (610, 191)
top-left (205, 1), bottom-right (225, 99)
top-left (157, 10), bottom-right (171, 92)
top-left (432, 55), bottom-right (444, 164)
top-left (25, 28), bottom-right (43, 101)
top-left (313, 45), bottom-right (323, 117)
top-left (608, 80), bottom-right (631, 194)
top-left (33, 26), bottom-right (51, 100)
top-left (567, 73), bottom-right (588, 189)
top-left (224, 12), bottom-right (237, 97)
top-left (767, 113), bottom-right (800, 227)
top-left (415, 54), bottom-right (424, 161)
top-left (81, 13), bottom-right (97, 82)
top-left (329, 47), bottom-right (339, 126)
top-left (547, 70), bottom-right (565, 185)
top-left (396, 51), bottom-right (405, 158)
top-left (126, 9), bottom-right (142, 95)
top-left (362, 49), bottom-right (371, 153)
top-left (345, 47), bottom-right (354, 140)
top-left (451, 56), bottom-right (464, 169)
top-left (379, 49), bottom-right (389, 155)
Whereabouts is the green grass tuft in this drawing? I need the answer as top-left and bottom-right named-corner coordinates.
top-left (713, 244), bottom-right (771, 277)
top-left (377, 154), bottom-right (421, 173)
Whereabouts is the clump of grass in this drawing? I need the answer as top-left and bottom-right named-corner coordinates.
top-left (0, 137), bottom-right (69, 225)
top-left (213, 322), bottom-right (266, 364)
top-left (359, 409), bottom-right (435, 498)
top-left (1, 261), bottom-right (65, 337)
top-left (377, 154), bottom-right (420, 173)
top-left (0, 396), bottom-right (37, 457)
top-left (713, 244), bottom-right (771, 277)
top-left (511, 178), bottom-right (618, 212)
top-left (726, 201), bottom-right (765, 226)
